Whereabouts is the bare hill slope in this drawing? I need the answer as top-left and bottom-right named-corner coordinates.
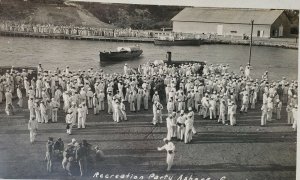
top-left (0, 1), bottom-right (114, 28)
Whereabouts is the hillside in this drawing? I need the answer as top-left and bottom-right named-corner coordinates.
top-left (0, 0), bottom-right (113, 28)
top-left (0, 0), bottom-right (298, 32)
top-left (70, 2), bottom-right (185, 30)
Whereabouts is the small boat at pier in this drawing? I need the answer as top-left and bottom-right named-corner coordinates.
top-left (99, 46), bottom-right (143, 62)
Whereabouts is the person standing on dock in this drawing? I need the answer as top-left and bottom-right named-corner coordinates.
top-left (292, 105), bottom-right (298, 131)
top-left (66, 110), bottom-right (73, 135)
top-left (244, 63), bottom-right (252, 79)
top-left (76, 142), bottom-right (88, 176)
top-left (267, 96), bottom-right (274, 122)
top-left (16, 85), bottom-right (23, 108)
top-left (54, 88), bottom-right (62, 108)
top-left (239, 65), bottom-right (244, 75)
top-left (28, 117), bottom-right (38, 144)
top-left (28, 98), bottom-right (35, 120)
top-left (143, 89), bottom-right (149, 110)
top-left (120, 99), bottom-right (127, 121)
top-left (240, 93), bottom-right (249, 113)
top-left (36, 77), bottom-right (42, 99)
top-left (113, 99), bottom-right (121, 123)
top-left (37, 63), bottom-right (43, 73)
top-left (34, 100), bottom-right (42, 123)
top-left (98, 90), bottom-right (105, 111)
top-left (86, 88), bottom-right (94, 109)
top-left (184, 112), bottom-right (194, 144)
top-left (261, 103), bottom-right (268, 126)
top-left (286, 103), bottom-right (294, 125)
top-left (93, 93), bottom-right (99, 115)
top-left (201, 94), bottom-right (209, 119)
top-left (77, 104), bottom-right (85, 128)
top-left (276, 99), bottom-right (282, 120)
top-left (209, 97), bottom-right (217, 119)
top-left (5, 89), bottom-right (12, 111)
top-left (218, 99), bottom-right (226, 124)
top-left (24, 77), bottom-right (30, 97)
top-left (65, 66), bottom-right (70, 75)
top-left (136, 89), bottom-right (142, 112)
top-left (157, 138), bottom-right (175, 171)
top-left (40, 101), bottom-right (48, 123)
top-left (0, 80), bottom-right (4, 104)
top-left (45, 137), bottom-right (54, 173)
top-left (176, 110), bottom-right (186, 141)
top-left (229, 101), bottom-right (237, 126)
top-left (166, 113), bottom-right (176, 140)
top-left (128, 91), bottom-right (136, 112)
top-left (107, 92), bottom-right (113, 114)
top-left (152, 91), bottom-right (160, 103)
top-left (153, 101), bottom-right (163, 125)
top-left (50, 98), bottom-right (59, 123)
top-left (124, 64), bottom-right (129, 75)
top-left (167, 98), bottom-right (175, 115)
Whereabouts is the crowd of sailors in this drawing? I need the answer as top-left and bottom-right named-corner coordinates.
top-left (0, 21), bottom-right (213, 39)
top-left (0, 21), bottom-right (158, 38)
top-left (0, 61), bottom-right (298, 174)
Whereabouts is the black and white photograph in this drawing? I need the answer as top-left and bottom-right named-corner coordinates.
top-left (0, 0), bottom-right (298, 179)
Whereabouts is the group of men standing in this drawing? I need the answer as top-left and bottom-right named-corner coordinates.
top-left (0, 60), bottom-right (298, 173)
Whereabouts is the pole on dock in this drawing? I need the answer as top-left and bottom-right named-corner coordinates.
top-left (248, 20), bottom-right (254, 65)
top-left (167, 51), bottom-right (172, 63)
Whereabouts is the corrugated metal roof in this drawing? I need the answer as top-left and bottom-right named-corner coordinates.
top-left (171, 8), bottom-right (284, 25)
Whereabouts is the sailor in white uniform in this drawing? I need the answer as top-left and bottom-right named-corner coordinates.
top-left (157, 138), bottom-right (176, 171)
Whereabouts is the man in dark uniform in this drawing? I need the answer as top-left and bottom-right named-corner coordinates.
top-left (76, 142), bottom-right (88, 176)
top-left (53, 137), bottom-right (64, 158)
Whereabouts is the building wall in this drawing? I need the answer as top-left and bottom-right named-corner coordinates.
top-left (223, 23), bottom-right (271, 38)
top-left (270, 13), bottom-right (291, 37)
top-left (173, 21), bottom-right (272, 38)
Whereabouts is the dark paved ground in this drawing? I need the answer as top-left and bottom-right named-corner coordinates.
top-left (0, 98), bottom-right (296, 180)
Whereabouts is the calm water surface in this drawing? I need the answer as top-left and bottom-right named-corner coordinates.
top-left (0, 36), bottom-right (297, 80)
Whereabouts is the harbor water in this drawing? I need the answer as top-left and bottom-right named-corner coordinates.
top-left (0, 36), bottom-right (297, 80)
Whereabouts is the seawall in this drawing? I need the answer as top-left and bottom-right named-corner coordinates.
top-left (0, 30), bottom-right (297, 49)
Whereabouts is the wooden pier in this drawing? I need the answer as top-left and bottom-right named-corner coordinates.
top-left (0, 31), bottom-right (154, 43)
top-left (0, 31), bottom-right (297, 49)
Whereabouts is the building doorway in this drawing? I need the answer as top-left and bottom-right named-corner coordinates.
top-left (279, 24), bottom-right (283, 37)
top-left (217, 25), bottom-right (223, 35)
top-left (257, 30), bottom-right (264, 37)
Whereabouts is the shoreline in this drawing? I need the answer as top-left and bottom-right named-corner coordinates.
top-left (0, 31), bottom-right (297, 49)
